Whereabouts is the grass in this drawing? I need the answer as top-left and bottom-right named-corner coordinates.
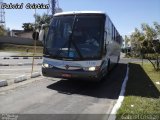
top-left (0, 44), bottom-right (43, 56)
top-left (116, 63), bottom-right (160, 120)
top-left (144, 53), bottom-right (160, 60)
top-left (123, 52), bottom-right (160, 60)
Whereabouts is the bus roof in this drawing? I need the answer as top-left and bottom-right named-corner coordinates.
top-left (54, 11), bottom-right (106, 16)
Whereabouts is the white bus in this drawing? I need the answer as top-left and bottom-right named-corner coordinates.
top-left (40, 11), bottom-right (122, 81)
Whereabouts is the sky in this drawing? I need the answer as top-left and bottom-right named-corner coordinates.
top-left (2, 0), bottom-right (160, 36)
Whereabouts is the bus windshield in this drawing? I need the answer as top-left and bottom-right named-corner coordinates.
top-left (45, 14), bottom-right (104, 60)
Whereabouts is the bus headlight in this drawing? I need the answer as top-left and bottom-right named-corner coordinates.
top-left (42, 63), bottom-right (53, 68)
top-left (89, 67), bottom-right (96, 71)
top-left (83, 66), bottom-right (100, 71)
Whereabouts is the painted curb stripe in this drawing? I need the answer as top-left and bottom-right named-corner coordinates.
top-left (31, 72), bottom-right (41, 78)
top-left (108, 64), bottom-right (129, 120)
top-left (0, 63), bottom-right (42, 66)
top-left (14, 75), bottom-right (28, 83)
top-left (2, 57), bottom-right (42, 59)
top-left (0, 72), bottom-right (41, 87)
top-left (0, 80), bottom-right (8, 87)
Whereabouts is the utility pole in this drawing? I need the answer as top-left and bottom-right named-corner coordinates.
top-left (51, 0), bottom-right (56, 15)
top-left (0, 0), bottom-right (5, 27)
top-left (48, 0), bottom-right (62, 15)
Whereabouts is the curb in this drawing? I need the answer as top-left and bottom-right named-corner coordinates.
top-left (31, 72), bottom-right (41, 78)
top-left (0, 63), bottom-right (9, 66)
top-left (14, 75), bottom-right (28, 83)
top-left (0, 80), bottom-right (8, 87)
top-left (0, 63), bottom-right (42, 66)
top-left (0, 72), bottom-right (41, 87)
top-left (11, 56), bottom-right (42, 58)
top-left (108, 64), bottom-right (129, 120)
top-left (1, 57), bottom-right (42, 60)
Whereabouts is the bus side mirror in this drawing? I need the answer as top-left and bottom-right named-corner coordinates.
top-left (39, 29), bottom-right (45, 42)
top-left (39, 24), bottom-right (49, 44)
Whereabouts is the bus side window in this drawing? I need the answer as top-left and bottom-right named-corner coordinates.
top-left (104, 31), bottom-right (108, 54)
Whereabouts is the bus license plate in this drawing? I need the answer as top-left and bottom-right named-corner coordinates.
top-left (62, 74), bottom-right (72, 78)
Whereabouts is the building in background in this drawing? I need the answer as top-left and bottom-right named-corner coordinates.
top-left (10, 30), bottom-right (32, 39)
top-left (10, 30), bottom-right (23, 37)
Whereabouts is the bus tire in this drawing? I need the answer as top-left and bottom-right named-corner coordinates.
top-left (100, 59), bottom-right (110, 81)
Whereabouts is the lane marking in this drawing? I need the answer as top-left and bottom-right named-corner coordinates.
top-left (108, 64), bottom-right (129, 120)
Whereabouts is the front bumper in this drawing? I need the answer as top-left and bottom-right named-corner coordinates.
top-left (42, 67), bottom-right (101, 81)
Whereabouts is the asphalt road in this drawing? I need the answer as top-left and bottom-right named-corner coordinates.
top-left (0, 66), bottom-right (41, 80)
top-left (0, 56), bottom-right (145, 81)
top-left (0, 62), bottom-right (127, 120)
top-left (0, 52), bottom-right (19, 57)
top-left (0, 58), bottom-right (42, 65)
top-left (0, 57), bottom-right (42, 80)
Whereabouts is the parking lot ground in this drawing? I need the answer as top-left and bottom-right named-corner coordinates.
top-left (0, 63), bottom-right (127, 120)
top-left (0, 65), bottom-right (41, 81)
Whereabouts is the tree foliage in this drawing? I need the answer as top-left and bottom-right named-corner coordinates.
top-left (129, 28), bottom-right (145, 55)
top-left (0, 25), bottom-right (5, 36)
top-left (124, 35), bottom-right (130, 46)
top-left (22, 23), bottom-right (34, 32)
top-left (22, 13), bottom-right (51, 31)
top-left (34, 13), bottom-right (51, 29)
top-left (126, 22), bottom-right (160, 70)
top-left (153, 22), bottom-right (160, 35)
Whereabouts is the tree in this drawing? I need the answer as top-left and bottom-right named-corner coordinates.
top-left (126, 22), bottom-right (160, 71)
top-left (153, 22), bottom-right (160, 53)
top-left (141, 23), bottom-right (156, 44)
top-left (22, 13), bottom-right (51, 32)
top-left (141, 23), bottom-right (160, 70)
top-left (0, 25), bottom-right (5, 36)
top-left (124, 35), bottom-right (130, 47)
top-left (130, 28), bottom-right (145, 56)
top-left (34, 13), bottom-right (51, 29)
top-left (153, 22), bottom-right (160, 35)
top-left (22, 23), bottom-right (34, 32)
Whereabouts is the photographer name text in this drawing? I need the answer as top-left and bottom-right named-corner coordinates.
top-left (0, 3), bottom-right (50, 9)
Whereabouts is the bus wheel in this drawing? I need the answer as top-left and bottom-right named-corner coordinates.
top-left (100, 59), bottom-right (110, 82)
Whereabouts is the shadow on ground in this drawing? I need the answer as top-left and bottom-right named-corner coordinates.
top-left (126, 63), bottom-right (160, 98)
top-left (47, 63), bottom-right (127, 99)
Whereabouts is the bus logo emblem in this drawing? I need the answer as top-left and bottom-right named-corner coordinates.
top-left (65, 65), bottom-right (69, 70)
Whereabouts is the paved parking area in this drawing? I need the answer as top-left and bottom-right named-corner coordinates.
top-left (0, 57), bottom-right (42, 83)
top-left (0, 65), bottom-right (41, 80)
top-left (0, 63), bottom-right (127, 120)
top-left (0, 57), bottom-right (42, 65)
top-left (0, 52), bottom-right (19, 57)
